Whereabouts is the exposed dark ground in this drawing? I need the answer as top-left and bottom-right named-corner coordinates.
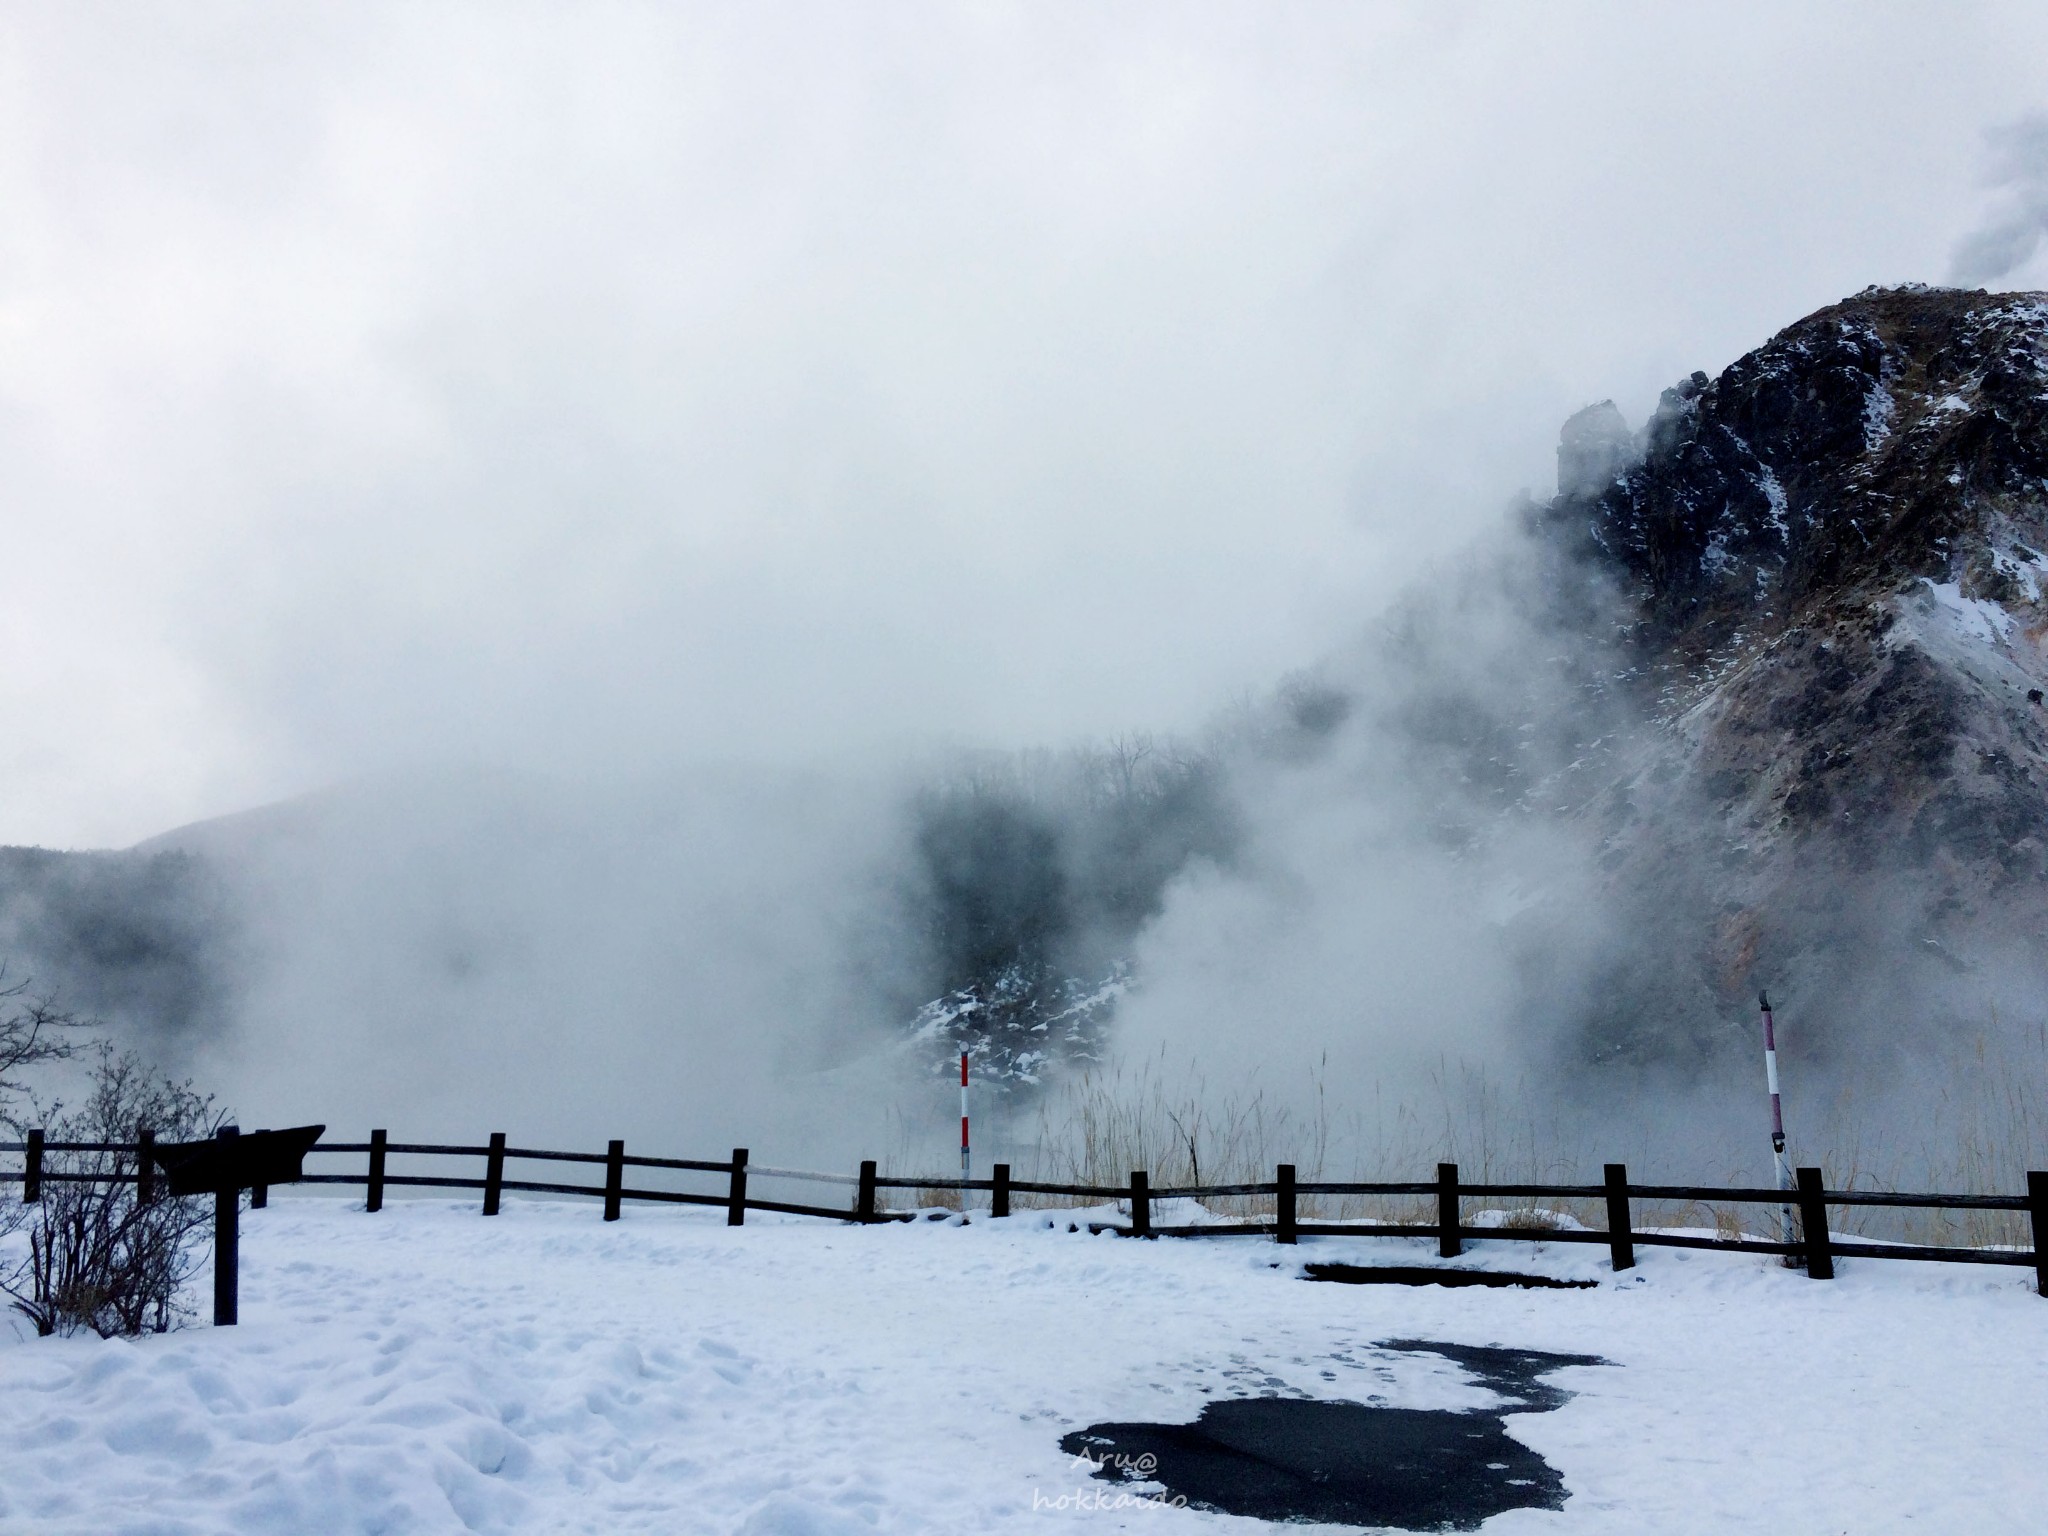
top-left (1303, 1263), bottom-right (1598, 1291)
top-left (1060, 1339), bottom-right (1608, 1530)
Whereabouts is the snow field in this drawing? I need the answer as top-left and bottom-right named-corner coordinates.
top-left (0, 1197), bottom-right (2045, 1534)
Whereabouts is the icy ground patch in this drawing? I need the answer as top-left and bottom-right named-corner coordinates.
top-left (1, 1199), bottom-right (2045, 1534)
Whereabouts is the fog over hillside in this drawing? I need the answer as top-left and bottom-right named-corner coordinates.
top-left (7, 9), bottom-right (2048, 1182)
top-left (15, 285), bottom-right (2048, 1190)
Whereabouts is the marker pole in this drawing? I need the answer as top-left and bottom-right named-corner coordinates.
top-left (960, 1051), bottom-right (971, 1206)
top-left (1761, 992), bottom-right (1797, 1258)
top-left (214, 1125), bottom-right (240, 1326)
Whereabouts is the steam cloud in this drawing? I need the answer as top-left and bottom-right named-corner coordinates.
top-left (7, 9), bottom-right (2048, 1183)
top-left (1950, 115), bottom-right (2048, 287)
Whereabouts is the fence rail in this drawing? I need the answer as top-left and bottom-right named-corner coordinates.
top-left (7, 1135), bottom-right (2045, 1295)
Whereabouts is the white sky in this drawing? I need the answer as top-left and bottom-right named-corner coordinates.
top-left (5, 1), bottom-right (2047, 848)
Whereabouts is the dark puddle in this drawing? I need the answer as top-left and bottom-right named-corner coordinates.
top-left (1059, 1340), bottom-right (1607, 1531)
top-left (1304, 1263), bottom-right (1597, 1291)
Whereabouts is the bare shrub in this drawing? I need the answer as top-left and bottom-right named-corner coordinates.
top-left (2, 1046), bottom-right (225, 1337)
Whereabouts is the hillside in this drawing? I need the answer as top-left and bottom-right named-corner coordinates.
top-left (1523, 286), bottom-right (2048, 1066)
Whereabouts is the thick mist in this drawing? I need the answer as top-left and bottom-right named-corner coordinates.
top-left (1951, 114), bottom-right (2048, 287)
top-left (9, 10), bottom-right (2048, 1186)
top-left (141, 768), bottom-right (939, 1166)
top-left (1093, 523), bottom-right (2048, 1190)
top-left (9, 5), bottom-right (2048, 848)
top-left (31, 451), bottom-right (2048, 1191)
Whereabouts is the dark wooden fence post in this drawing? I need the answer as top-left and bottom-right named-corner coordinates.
top-left (728, 1148), bottom-right (748, 1226)
top-left (136, 1128), bottom-right (156, 1206)
top-left (992, 1162), bottom-right (1010, 1219)
top-left (1796, 1166), bottom-right (1833, 1280)
top-left (214, 1125), bottom-right (239, 1326)
top-left (366, 1129), bottom-right (387, 1213)
top-left (1437, 1162), bottom-right (1461, 1259)
top-left (604, 1139), bottom-right (625, 1221)
top-left (23, 1128), bottom-right (42, 1204)
top-left (1276, 1163), bottom-right (1297, 1245)
top-left (1604, 1163), bottom-right (1635, 1272)
top-left (483, 1132), bottom-right (506, 1216)
top-left (857, 1159), bottom-right (877, 1222)
top-left (1130, 1171), bottom-right (1151, 1237)
top-left (2028, 1171), bottom-right (2047, 1299)
top-left (251, 1180), bottom-right (268, 1210)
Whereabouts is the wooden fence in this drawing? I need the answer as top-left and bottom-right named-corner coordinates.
top-left (7, 1132), bottom-right (2046, 1295)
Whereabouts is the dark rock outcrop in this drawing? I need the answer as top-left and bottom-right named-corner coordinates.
top-left (1532, 285), bottom-right (2048, 1061)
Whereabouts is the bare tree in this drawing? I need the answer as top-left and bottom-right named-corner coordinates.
top-left (0, 970), bottom-right (83, 1131)
top-left (2, 1043), bottom-right (224, 1337)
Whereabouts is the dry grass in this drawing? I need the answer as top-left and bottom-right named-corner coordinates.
top-left (1797, 1014), bottom-right (2048, 1249)
top-left (982, 1018), bottom-right (2048, 1244)
top-left (873, 1010), bottom-right (2048, 1245)
top-left (998, 1051), bottom-right (1623, 1230)
top-left (1004, 1050), bottom-right (1322, 1219)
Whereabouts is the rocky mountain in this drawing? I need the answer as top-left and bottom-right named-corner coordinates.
top-left (1530, 284), bottom-right (2048, 1064)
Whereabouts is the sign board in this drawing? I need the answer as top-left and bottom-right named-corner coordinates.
top-left (153, 1124), bottom-right (327, 1198)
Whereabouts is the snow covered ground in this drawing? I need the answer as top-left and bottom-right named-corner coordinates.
top-left (1, 1196), bottom-right (2044, 1534)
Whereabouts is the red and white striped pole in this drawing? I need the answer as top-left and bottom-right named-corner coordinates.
top-left (959, 1050), bottom-right (971, 1203)
top-left (1761, 992), bottom-right (1796, 1253)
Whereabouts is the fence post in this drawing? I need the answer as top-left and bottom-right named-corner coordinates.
top-left (857, 1159), bottom-right (877, 1222)
top-left (251, 1180), bottom-right (268, 1210)
top-left (366, 1129), bottom-right (387, 1213)
top-left (1437, 1162), bottom-right (1461, 1259)
top-left (23, 1128), bottom-right (41, 1204)
top-left (992, 1162), bottom-right (1010, 1219)
top-left (1604, 1163), bottom-right (1634, 1272)
top-left (728, 1148), bottom-right (748, 1226)
top-left (1276, 1163), bottom-right (1297, 1245)
top-left (1130, 1171), bottom-right (1151, 1238)
top-left (214, 1125), bottom-right (239, 1326)
top-left (604, 1139), bottom-right (625, 1221)
top-left (2028, 1171), bottom-right (2047, 1299)
top-left (483, 1132), bottom-right (506, 1216)
top-left (136, 1128), bottom-right (156, 1206)
top-left (1795, 1166), bottom-right (1833, 1280)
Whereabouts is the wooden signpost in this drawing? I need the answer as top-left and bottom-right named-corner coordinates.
top-left (153, 1123), bottom-right (326, 1326)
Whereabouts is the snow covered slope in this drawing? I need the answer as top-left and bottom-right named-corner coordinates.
top-left (0, 1199), bottom-right (2043, 1534)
